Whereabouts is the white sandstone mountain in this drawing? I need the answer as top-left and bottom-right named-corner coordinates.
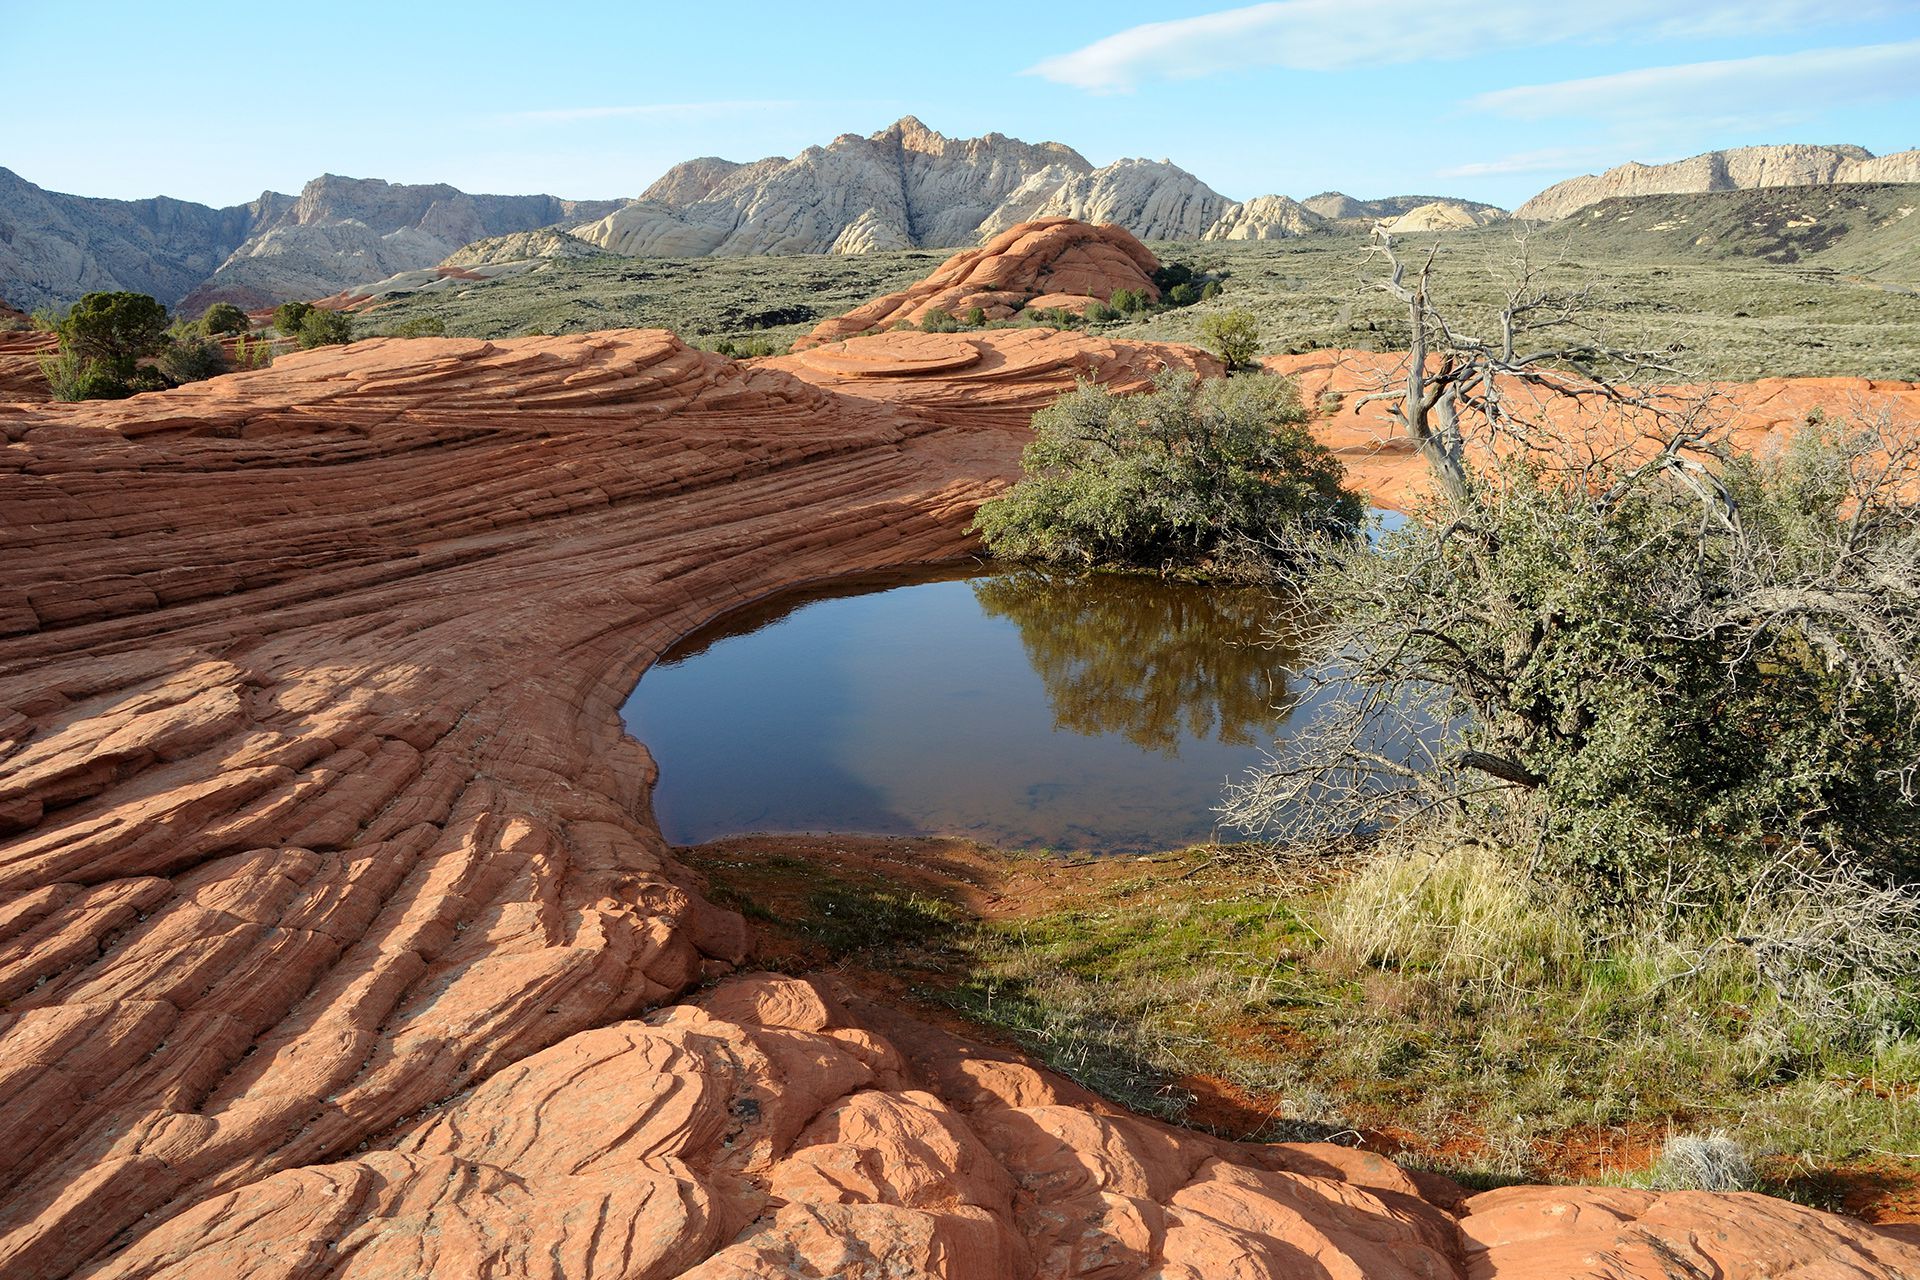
top-left (568, 118), bottom-right (1355, 259)
top-left (1517, 144), bottom-right (1920, 221)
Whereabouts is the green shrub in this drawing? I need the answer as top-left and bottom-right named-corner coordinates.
top-left (38, 350), bottom-right (125, 401)
top-left (1229, 423), bottom-right (1920, 912)
top-left (1168, 282), bottom-right (1200, 307)
top-left (970, 371), bottom-right (1361, 575)
top-left (295, 308), bottom-right (353, 349)
top-left (154, 335), bottom-right (230, 385)
top-left (1023, 306), bottom-right (1082, 329)
top-left (964, 306), bottom-right (987, 327)
top-left (389, 315), bottom-right (446, 338)
top-left (272, 301), bottom-right (314, 337)
top-left (1084, 301), bottom-right (1121, 323)
top-left (918, 307), bottom-right (960, 333)
top-left (1153, 262), bottom-right (1196, 291)
top-left (1198, 309), bottom-right (1260, 368)
top-left (199, 302), bottom-right (250, 335)
top-left (1200, 280), bottom-right (1223, 301)
top-left (712, 334), bottom-right (785, 358)
top-left (57, 291), bottom-right (169, 385)
top-left (231, 334), bottom-right (273, 370)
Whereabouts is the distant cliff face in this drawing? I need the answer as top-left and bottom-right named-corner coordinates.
top-left (178, 177), bottom-right (622, 312)
top-left (571, 117), bottom-right (1098, 258)
top-left (569, 118), bottom-right (1349, 260)
top-left (0, 167), bottom-right (288, 312)
top-left (1300, 192), bottom-right (1506, 224)
top-left (0, 169), bottom-right (619, 313)
top-left (1517, 144), bottom-right (1920, 221)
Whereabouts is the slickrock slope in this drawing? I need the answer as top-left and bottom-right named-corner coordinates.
top-left (0, 331), bottom-right (54, 402)
top-left (769, 327), bottom-right (1224, 430)
top-left (1518, 143), bottom-right (1920, 221)
top-left (2, 329), bottom-right (1918, 1277)
top-left (793, 218), bottom-right (1163, 349)
top-left (1270, 348), bottom-right (1920, 508)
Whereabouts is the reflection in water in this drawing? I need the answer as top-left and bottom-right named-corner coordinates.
top-left (624, 565), bottom-right (1313, 852)
top-left (971, 570), bottom-right (1298, 754)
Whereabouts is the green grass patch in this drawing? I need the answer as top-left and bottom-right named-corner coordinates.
top-left (690, 838), bottom-right (1920, 1206)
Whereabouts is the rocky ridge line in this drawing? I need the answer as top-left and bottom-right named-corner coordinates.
top-left (1517, 143), bottom-right (1920, 221)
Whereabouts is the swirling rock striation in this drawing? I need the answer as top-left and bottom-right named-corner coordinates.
top-left (792, 218), bottom-right (1165, 348)
top-left (0, 329), bottom-right (1916, 1278)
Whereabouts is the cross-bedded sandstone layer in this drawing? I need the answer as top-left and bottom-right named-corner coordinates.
top-left (792, 220), bottom-right (1166, 350)
top-left (2, 328), bottom-right (1918, 1278)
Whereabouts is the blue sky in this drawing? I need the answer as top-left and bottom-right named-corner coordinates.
top-left (4, 1), bottom-right (1918, 211)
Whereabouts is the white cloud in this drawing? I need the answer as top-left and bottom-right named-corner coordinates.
top-left (1471, 40), bottom-right (1920, 119)
top-left (1026, 0), bottom-right (1881, 93)
top-left (507, 101), bottom-right (802, 124)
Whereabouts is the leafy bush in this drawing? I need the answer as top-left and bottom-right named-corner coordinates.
top-left (154, 335), bottom-right (230, 385)
top-left (58, 291), bottom-right (170, 384)
top-left (272, 301), bottom-right (314, 337)
top-left (971, 371), bottom-right (1361, 575)
top-left (1153, 262), bottom-right (1195, 292)
top-left (1168, 282), bottom-right (1200, 307)
top-left (1198, 309), bottom-right (1260, 368)
top-left (295, 308), bottom-right (353, 349)
top-left (231, 334), bottom-right (273, 370)
top-left (199, 302), bottom-right (250, 335)
top-left (39, 350), bottom-right (126, 402)
top-left (1023, 305), bottom-right (1083, 329)
top-left (1200, 280), bottom-right (1223, 301)
top-left (1084, 301), bottom-right (1121, 323)
top-left (712, 334), bottom-right (786, 358)
top-left (388, 315), bottom-right (446, 338)
top-left (964, 306), bottom-right (987, 327)
top-left (918, 307), bottom-right (960, 333)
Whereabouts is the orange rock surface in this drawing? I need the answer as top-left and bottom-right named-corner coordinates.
top-left (0, 331), bottom-right (54, 403)
top-left (794, 218), bottom-right (1163, 349)
top-left (767, 326), bottom-right (1224, 431)
top-left (1271, 348), bottom-right (1920, 510)
top-left (2, 329), bottom-right (1917, 1277)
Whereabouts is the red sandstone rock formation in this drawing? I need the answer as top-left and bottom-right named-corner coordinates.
top-left (767, 327), bottom-right (1224, 432)
top-left (0, 331), bottom-right (54, 403)
top-left (794, 218), bottom-right (1163, 349)
top-left (2, 330), bottom-right (1917, 1277)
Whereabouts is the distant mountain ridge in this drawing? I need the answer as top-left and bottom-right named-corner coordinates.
top-left (4, 117), bottom-right (1529, 313)
top-left (1517, 144), bottom-right (1920, 221)
top-left (565, 117), bottom-right (1355, 260)
top-left (0, 170), bottom-right (619, 313)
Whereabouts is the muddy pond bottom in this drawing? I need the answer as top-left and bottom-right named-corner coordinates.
top-left (624, 564), bottom-right (1310, 853)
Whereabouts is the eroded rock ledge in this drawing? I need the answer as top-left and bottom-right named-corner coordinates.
top-left (1, 329), bottom-right (1916, 1278)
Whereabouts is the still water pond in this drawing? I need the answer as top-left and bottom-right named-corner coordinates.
top-left (623, 565), bottom-right (1313, 852)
